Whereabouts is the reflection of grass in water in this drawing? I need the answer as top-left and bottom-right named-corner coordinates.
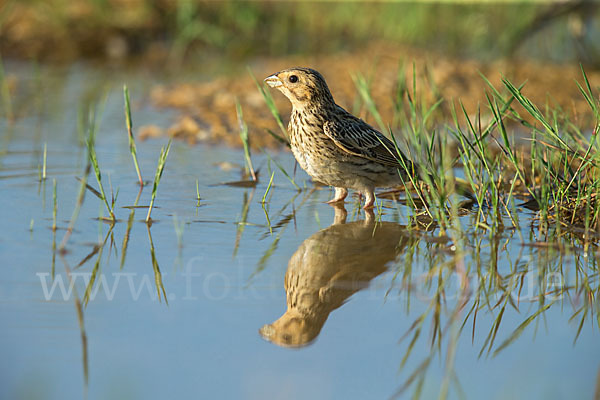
top-left (196, 179), bottom-right (201, 206)
top-left (253, 61), bottom-right (600, 397)
top-left (385, 210), bottom-right (600, 398)
top-left (51, 179), bottom-right (57, 279)
top-left (82, 225), bottom-right (114, 307)
top-left (147, 224), bottom-right (168, 304)
top-left (59, 163), bottom-right (91, 252)
top-left (173, 213), bottom-right (185, 249)
top-left (26, 49), bottom-right (599, 398)
top-left (258, 189), bottom-right (304, 241)
top-left (233, 189), bottom-right (254, 258)
top-left (262, 203), bottom-right (272, 236)
top-left (59, 257), bottom-right (88, 395)
top-left (247, 189), bottom-right (316, 285)
top-left (120, 187), bottom-right (142, 269)
top-left (64, 199), bottom-right (168, 305)
top-left (261, 169), bottom-right (275, 234)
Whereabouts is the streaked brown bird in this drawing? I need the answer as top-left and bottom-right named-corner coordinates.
top-left (264, 67), bottom-right (416, 209)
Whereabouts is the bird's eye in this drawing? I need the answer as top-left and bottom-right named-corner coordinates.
top-left (289, 75), bottom-right (298, 83)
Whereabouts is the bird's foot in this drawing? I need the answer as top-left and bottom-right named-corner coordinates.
top-left (362, 190), bottom-right (376, 210)
top-left (325, 187), bottom-right (348, 205)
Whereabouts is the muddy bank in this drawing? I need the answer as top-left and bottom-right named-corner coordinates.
top-left (145, 43), bottom-right (600, 149)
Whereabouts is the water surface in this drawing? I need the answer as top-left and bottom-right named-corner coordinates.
top-left (0, 62), bottom-right (598, 400)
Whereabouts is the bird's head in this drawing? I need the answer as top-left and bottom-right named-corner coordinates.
top-left (264, 67), bottom-right (334, 108)
top-left (258, 309), bottom-right (324, 348)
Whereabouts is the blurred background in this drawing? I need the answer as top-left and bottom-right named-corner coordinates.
top-left (5, 0), bottom-right (600, 148)
top-left (2, 0), bottom-right (599, 67)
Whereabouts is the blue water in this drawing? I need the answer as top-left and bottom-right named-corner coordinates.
top-left (0, 62), bottom-right (598, 400)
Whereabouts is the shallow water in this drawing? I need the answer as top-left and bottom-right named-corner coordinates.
top-left (0, 62), bottom-right (598, 400)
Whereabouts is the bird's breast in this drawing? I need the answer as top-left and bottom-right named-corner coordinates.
top-left (288, 108), bottom-right (360, 187)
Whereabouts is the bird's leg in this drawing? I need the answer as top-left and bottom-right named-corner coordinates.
top-left (332, 204), bottom-right (348, 225)
top-left (363, 189), bottom-right (376, 209)
top-left (326, 187), bottom-right (348, 204)
top-left (363, 208), bottom-right (375, 224)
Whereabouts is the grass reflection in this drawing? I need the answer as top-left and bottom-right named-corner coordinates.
top-left (18, 56), bottom-right (600, 399)
top-left (257, 200), bottom-right (598, 398)
top-left (147, 224), bottom-right (168, 304)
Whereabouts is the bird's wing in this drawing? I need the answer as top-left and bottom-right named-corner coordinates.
top-left (323, 116), bottom-right (408, 167)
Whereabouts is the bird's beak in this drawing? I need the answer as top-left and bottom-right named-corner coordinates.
top-left (264, 74), bottom-right (282, 88)
top-left (259, 324), bottom-right (275, 339)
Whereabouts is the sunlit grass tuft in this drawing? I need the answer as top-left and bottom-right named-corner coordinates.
top-left (86, 120), bottom-right (115, 222)
top-left (146, 139), bottom-right (172, 223)
top-left (262, 171), bottom-right (275, 203)
top-left (249, 68), bottom-right (289, 145)
top-left (123, 85), bottom-right (144, 186)
top-left (236, 99), bottom-right (257, 182)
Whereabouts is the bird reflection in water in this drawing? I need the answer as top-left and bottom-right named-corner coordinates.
top-left (260, 205), bottom-right (411, 348)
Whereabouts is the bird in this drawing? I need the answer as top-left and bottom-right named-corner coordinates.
top-left (259, 205), bottom-right (411, 347)
top-left (264, 67), bottom-right (417, 209)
